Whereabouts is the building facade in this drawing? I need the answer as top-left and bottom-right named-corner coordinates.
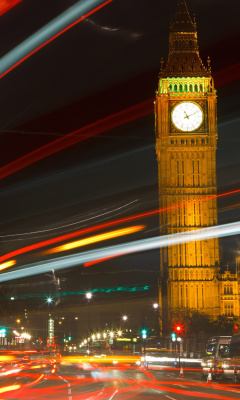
top-left (155, 0), bottom-right (240, 325)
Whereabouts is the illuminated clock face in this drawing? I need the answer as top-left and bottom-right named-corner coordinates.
top-left (172, 102), bottom-right (203, 132)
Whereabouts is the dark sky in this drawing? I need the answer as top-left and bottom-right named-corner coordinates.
top-left (0, 0), bottom-right (240, 318)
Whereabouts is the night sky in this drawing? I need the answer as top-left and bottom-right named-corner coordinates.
top-left (0, 0), bottom-right (240, 324)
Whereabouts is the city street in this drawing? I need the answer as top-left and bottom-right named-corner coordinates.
top-left (1, 363), bottom-right (240, 400)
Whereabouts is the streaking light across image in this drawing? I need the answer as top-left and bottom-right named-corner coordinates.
top-left (0, 0), bottom-right (114, 79)
top-left (0, 221), bottom-right (239, 283)
top-left (0, 260), bottom-right (16, 271)
top-left (0, 0), bottom-right (23, 16)
top-left (0, 98), bottom-right (153, 180)
top-left (41, 225), bottom-right (145, 255)
top-left (0, 285), bottom-right (150, 301)
top-left (0, 188), bottom-right (239, 264)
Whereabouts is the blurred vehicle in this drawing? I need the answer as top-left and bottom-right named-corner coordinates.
top-left (201, 336), bottom-right (231, 377)
top-left (217, 334), bottom-right (240, 382)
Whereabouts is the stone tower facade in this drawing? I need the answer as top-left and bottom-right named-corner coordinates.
top-left (155, 0), bottom-right (222, 322)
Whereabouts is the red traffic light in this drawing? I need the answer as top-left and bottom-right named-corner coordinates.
top-left (233, 325), bottom-right (239, 334)
top-left (176, 326), bottom-right (181, 332)
top-left (172, 323), bottom-right (184, 334)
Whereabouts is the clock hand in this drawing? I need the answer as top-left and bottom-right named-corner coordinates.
top-left (187, 110), bottom-right (198, 118)
top-left (184, 111), bottom-right (189, 119)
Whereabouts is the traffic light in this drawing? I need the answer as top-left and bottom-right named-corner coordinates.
top-left (173, 323), bottom-right (184, 335)
top-left (0, 328), bottom-right (6, 338)
top-left (233, 325), bottom-right (239, 335)
top-left (141, 329), bottom-right (147, 339)
top-left (68, 336), bottom-right (72, 341)
top-left (171, 332), bottom-right (176, 341)
top-left (176, 325), bottom-right (181, 333)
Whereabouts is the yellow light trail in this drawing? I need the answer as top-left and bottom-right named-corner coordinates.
top-left (43, 225), bottom-right (145, 255)
top-left (0, 260), bottom-right (16, 271)
top-left (0, 384), bottom-right (21, 394)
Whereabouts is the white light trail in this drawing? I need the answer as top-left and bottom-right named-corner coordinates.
top-left (0, 200), bottom-right (138, 238)
top-left (0, 0), bottom-right (113, 78)
top-left (0, 221), bottom-right (239, 283)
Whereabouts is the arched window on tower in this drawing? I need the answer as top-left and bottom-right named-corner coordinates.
top-left (200, 84), bottom-right (203, 92)
top-left (169, 84), bottom-right (172, 92)
top-left (179, 84), bottom-right (183, 92)
top-left (195, 84), bottom-right (198, 92)
top-left (184, 84), bottom-right (188, 92)
top-left (174, 84), bottom-right (178, 93)
top-left (189, 84), bottom-right (193, 92)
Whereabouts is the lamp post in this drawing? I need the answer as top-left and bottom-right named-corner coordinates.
top-left (153, 303), bottom-right (159, 345)
top-left (86, 292), bottom-right (92, 332)
top-left (86, 292), bottom-right (92, 351)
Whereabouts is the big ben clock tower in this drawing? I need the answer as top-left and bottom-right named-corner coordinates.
top-left (155, 0), bottom-right (221, 325)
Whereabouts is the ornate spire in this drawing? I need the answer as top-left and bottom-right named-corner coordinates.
top-left (160, 0), bottom-right (210, 78)
top-left (170, 0), bottom-right (196, 33)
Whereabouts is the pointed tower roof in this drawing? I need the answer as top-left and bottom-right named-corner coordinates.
top-left (170, 0), bottom-right (196, 33)
top-left (160, 0), bottom-right (210, 78)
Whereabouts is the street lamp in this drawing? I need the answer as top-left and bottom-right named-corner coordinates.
top-left (122, 315), bottom-right (128, 321)
top-left (86, 292), bottom-right (92, 301)
top-left (153, 303), bottom-right (160, 344)
top-left (47, 297), bottom-right (53, 304)
top-left (85, 292), bottom-right (92, 335)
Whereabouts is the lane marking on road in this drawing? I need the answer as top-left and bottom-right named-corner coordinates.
top-left (149, 387), bottom-right (162, 394)
top-left (109, 389), bottom-right (119, 400)
top-left (58, 375), bottom-right (72, 400)
top-left (175, 384), bottom-right (186, 388)
top-left (58, 375), bottom-right (69, 383)
top-left (165, 396), bottom-right (177, 400)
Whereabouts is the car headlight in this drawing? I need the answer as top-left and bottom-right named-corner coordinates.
top-left (207, 362), bottom-right (213, 367)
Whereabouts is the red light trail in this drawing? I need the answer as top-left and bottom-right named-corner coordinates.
top-left (0, 64), bottom-right (238, 180)
top-left (0, 189), bottom-right (239, 264)
top-left (0, 98), bottom-right (153, 180)
top-left (0, 0), bottom-right (23, 16)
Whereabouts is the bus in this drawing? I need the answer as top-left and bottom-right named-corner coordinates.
top-left (201, 336), bottom-right (231, 377)
top-left (217, 334), bottom-right (240, 382)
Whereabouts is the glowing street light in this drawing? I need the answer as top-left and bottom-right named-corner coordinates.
top-left (122, 315), bottom-right (128, 321)
top-left (47, 297), bottom-right (53, 304)
top-left (86, 292), bottom-right (92, 300)
top-left (153, 303), bottom-right (158, 309)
